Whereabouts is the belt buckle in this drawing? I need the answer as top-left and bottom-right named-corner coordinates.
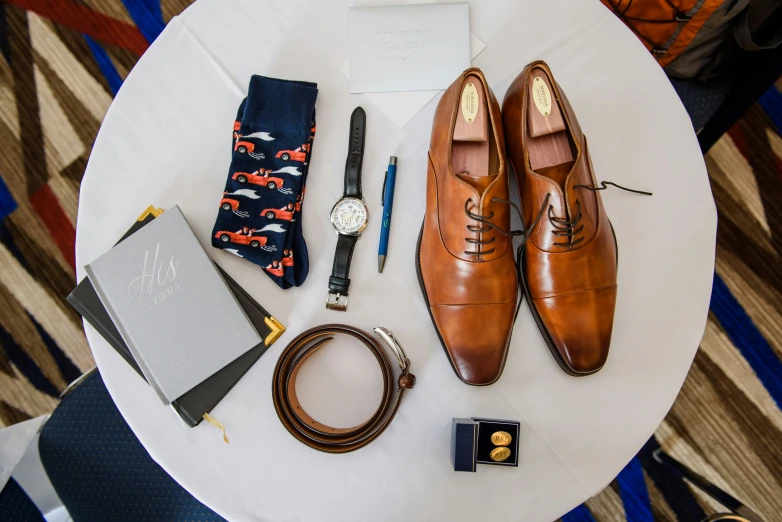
top-left (326, 292), bottom-right (348, 311)
top-left (373, 327), bottom-right (408, 370)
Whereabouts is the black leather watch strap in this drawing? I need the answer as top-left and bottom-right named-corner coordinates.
top-left (327, 107), bottom-right (366, 311)
top-left (328, 234), bottom-right (358, 298)
top-left (344, 107), bottom-right (365, 199)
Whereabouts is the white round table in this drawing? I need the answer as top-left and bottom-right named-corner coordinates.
top-left (75, 0), bottom-right (716, 520)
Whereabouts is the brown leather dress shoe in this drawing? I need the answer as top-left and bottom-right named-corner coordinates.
top-left (417, 68), bottom-right (517, 386)
top-left (502, 60), bottom-right (617, 375)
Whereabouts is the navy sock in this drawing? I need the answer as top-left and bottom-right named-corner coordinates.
top-left (212, 75), bottom-right (317, 289)
top-left (284, 117), bottom-right (315, 287)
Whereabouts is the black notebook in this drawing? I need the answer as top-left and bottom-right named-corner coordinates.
top-left (68, 206), bottom-right (285, 427)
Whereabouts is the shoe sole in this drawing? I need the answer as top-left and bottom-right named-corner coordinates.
top-left (415, 220), bottom-right (511, 386)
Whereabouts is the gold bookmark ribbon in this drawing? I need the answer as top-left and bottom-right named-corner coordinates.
top-left (202, 413), bottom-right (229, 444)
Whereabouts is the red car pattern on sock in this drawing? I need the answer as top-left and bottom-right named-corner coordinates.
top-left (275, 144), bottom-right (309, 162)
top-left (214, 228), bottom-right (268, 248)
top-left (233, 128), bottom-right (274, 155)
top-left (234, 139), bottom-right (255, 154)
top-left (221, 119), bottom-right (313, 281)
top-left (265, 260), bottom-right (284, 277)
top-left (220, 192), bottom-right (240, 211)
top-left (261, 204), bottom-right (295, 221)
top-left (232, 169), bottom-right (284, 189)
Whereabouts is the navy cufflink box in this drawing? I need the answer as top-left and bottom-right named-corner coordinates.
top-left (451, 418), bottom-right (521, 472)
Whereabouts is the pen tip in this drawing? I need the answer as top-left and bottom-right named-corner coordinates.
top-left (378, 255), bottom-right (385, 273)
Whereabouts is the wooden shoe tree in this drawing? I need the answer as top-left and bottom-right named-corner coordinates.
top-left (452, 74), bottom-right (492, 193)
top-left (527, 68), bottom-right (574, 190)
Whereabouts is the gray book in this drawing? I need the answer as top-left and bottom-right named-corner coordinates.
top-left (85, 205), bottom-right (262, 405)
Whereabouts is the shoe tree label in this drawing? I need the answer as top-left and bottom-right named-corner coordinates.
top-left (461, 82), bottom-right (479, 123)
top-left (532, 76), bottom-right (552, 117)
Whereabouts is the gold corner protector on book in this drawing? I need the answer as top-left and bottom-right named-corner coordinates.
top-left (263, 316), bottom-right (285, 346)
top-left (138, 206), bottom-right (164, 221)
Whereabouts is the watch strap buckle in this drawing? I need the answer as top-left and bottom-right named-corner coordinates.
top-left (326, 292), bottom-right (348, 311)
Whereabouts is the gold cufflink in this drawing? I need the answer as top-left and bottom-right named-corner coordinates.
top-left (490, 431), bottom-right (512, 447)
top-left (490, 447), bottom-right (511, 462)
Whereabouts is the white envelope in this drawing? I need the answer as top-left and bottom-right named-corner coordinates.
top-left (340, 3), bottom-right (486, 128)
top-left (348, 3), bottom-right (471, 93)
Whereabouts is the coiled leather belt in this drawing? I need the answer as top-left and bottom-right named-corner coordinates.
top-left (272, 324), bottom-right (415, 453)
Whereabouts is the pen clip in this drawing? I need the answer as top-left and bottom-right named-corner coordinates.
top-left (381, 171), bottom-right (388, 205)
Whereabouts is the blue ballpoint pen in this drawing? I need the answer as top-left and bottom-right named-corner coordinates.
top-left (378, 156), bottom-right (397, 273)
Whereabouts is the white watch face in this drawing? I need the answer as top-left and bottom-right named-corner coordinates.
top-left (330, 197), bottom-right (368, 235)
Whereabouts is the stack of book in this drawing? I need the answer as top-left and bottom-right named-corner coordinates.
top-left (69, 205), bottom-right (284, 434)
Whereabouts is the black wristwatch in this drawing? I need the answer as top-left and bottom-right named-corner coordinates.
top-left (327, 107), bottom-right (368, 311)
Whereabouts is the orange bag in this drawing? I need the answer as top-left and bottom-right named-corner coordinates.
top-left (600, 0), bottom-right (734, 68)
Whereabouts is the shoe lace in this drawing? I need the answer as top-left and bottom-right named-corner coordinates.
top-left (463, 181), bottom-right (652, 317)
top-left (549, 199), bottom-right (585, 248)
top-left (464, 181), bottom-right (652, 253)
top-left (463, 199), bottom-right (496, 256)
top-left (549, 181), bottom-right (653, 248)
top-left (463, 194), bottom-right (549, 318)
top-left (463, 195), bottom-right (550, 256)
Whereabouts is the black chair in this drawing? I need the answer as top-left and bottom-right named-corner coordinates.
top-left (37, 369), bottom-right (224, 522)
top-left (0, 477), bottom-right (45, 522)
top-left (653, 448), bottom-right (766, 522)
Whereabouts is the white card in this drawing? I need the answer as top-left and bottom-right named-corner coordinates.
top-left (348, 3), bottom-right (471, 93)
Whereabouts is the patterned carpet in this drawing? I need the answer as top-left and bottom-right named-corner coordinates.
top-left (0, 1), bottom-right (781, 521)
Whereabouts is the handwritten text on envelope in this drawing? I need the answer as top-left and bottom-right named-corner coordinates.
top-left (348, 3), bottom-right (471, 94)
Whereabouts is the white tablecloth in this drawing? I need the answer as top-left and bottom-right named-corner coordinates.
top-left (75, 0), bottom-right (716, 520)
